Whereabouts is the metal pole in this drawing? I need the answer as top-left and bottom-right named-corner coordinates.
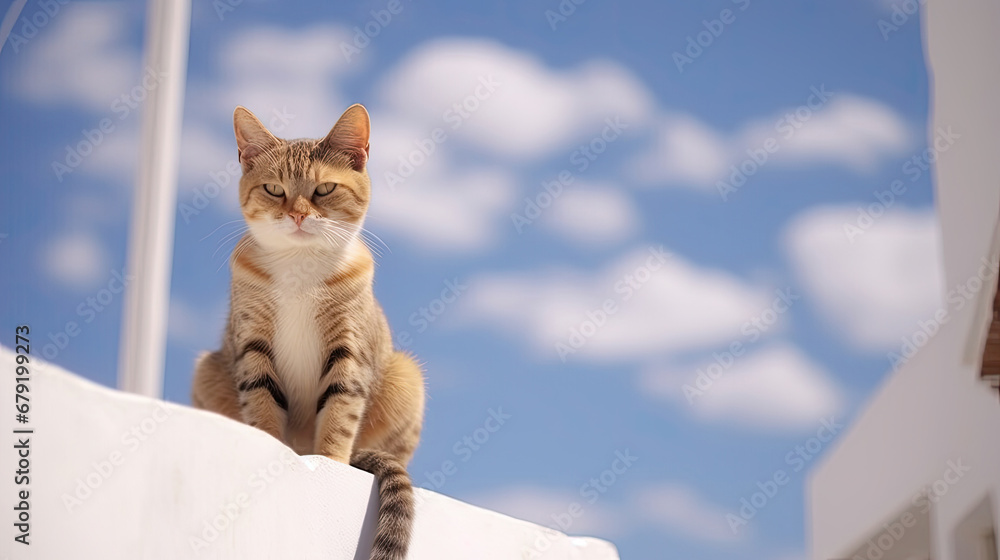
top-left (118, 0), bottom-right (191, 397)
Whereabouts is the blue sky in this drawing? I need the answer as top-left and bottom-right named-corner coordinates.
top-left (0, 1), bottom-right (941, 558)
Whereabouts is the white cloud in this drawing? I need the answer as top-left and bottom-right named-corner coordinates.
top-left (168, 298), bottom-right (227, 349)
top-left (9, 3), bottom-right (138, 111)
top-left (541, 183), bottom-right (639, 246)
top-left (41, 232), bottom-right (110, 291)
top-left (60, 192), bottom-right (125, 227)
top-left (365, 39), bottom-right (654, 253)
top-left (744, 95), bottom-right (912, 172)
top-left (162, 24), bottom-right (358, 209)
top-left (784, 205), bottom-right (943, 350)
top-left (5, 3), bottom-right (147, 188)
top-left (181, 35), bottom-right (653, 254)
top-left (64, 116), bottom-right (226, 193)
top-left (632, 114), bottom-right (729, 186)
top-left (176, 123), bottom-right (241, 210)
top-left (642, 344), bottom-right (845, 432)
top-left (634, 483), bottom-right (741, 543)
top-left (468, 482), bottom-right (743, 544)
top-left (75, 121), bottom-right (140, 184)
top-left (633, 95), bottom-right (913, 189)
top-left (465, 487), bottom-right (624, 538)
top-left (367, 164), bottom-right (517, 253)
top-left (210, 24), bottom-right (355, 137)
top-left (57, 23), bottom-right (359, 206)
top-left (455, 247), bottom-right (772, 362)
top-left (375, 38), bottom-right (654, 160)
top-left (367, 114), bottom-right (451, 184)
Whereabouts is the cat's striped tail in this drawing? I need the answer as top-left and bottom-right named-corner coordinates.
top-left (351, 449), bottom-right (415, 560)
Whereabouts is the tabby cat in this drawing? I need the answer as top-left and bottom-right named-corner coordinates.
top-left (191, 104), bottom-right (425, 560)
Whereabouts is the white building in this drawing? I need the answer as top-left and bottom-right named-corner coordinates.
top-left (808, 2), bottom-right (1000, 560)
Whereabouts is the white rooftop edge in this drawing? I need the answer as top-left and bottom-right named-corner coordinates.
top-left (1, 346), bottom-right (620, 559)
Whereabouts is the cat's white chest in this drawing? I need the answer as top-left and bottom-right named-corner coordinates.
top-left (272, 288), bottom-right (324, 448)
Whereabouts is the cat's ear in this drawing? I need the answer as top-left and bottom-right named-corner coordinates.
top-left (318, 104), bottom-right (370, 172)
top-left (233, 106), bottom-right (279, 168)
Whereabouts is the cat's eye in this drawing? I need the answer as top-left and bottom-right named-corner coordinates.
top-left (314, 182), bottom-right (337, 197)
top-left (262, 183), bottom-right (284, 197)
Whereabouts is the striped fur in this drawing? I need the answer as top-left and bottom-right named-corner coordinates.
top-left (352, 450), bottom-right (415, 559)
top-left (191, 104), bottom-right (425, 560)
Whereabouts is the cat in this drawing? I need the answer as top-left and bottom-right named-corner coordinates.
top-left (191, 104), bottom-right (425, 560)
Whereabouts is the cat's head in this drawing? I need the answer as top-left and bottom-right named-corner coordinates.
top-left (234, 104), bottom-right (372, 252)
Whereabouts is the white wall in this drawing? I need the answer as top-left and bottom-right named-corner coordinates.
top-left (0, 347), bottom-right (619, 559)
top-left (808, 319), bottom-right (1000, 560)
top-left (809, 1), bottom-right (1000, 559)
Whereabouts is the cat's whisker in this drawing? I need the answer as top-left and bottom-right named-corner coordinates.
top-left (211, 227), bottom-right (250, 260)
top-left (319, 229), bottom-right (341, 251)
top-left (318, 221), bottom-right (356, 249)
top-left (219, 242), bottom-right (247, 274)
top-left (360, 236), bottom-right (384, 260)
top-left (321, 219), bottom-right (387, 259)
top-left (211, 224), bottom-right (250, 240)
top-left (213, 225), bottom-right (249, 248)
top-left (350, 229), bottom-right (385, 260)
top-left (200, 219), bottom-right (246, 243)
top-left (212, 241), bottom-right (242, 272)
top-left (317, 222), bottom-right (345, 242)
top-left (357, 226), bottom-right (391, 255)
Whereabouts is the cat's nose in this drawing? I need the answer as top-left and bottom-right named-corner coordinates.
top-left (289, 212), bottom-right (306, 227)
